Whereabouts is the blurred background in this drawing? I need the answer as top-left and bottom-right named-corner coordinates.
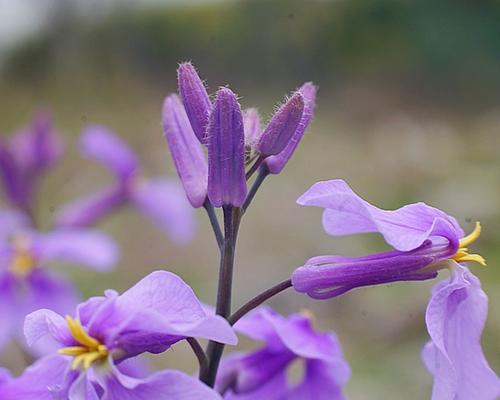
top-left (0, 0), bottom-right (499, 398)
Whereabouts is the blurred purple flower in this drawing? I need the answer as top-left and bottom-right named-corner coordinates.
top-left (216, 307), bottom-right (350, 399)
top-left (0, 112), bottom-right (63, 211)
top-left (12, 270), bottom-right (237, 399)
top-left (0, 210), bottom-right (118, 352)
top-left (292, 179), bottom-right (485, 298)
top-left (163, 62), bottom-right (316, 209)
top-left (423, 263), bottom-right (500, 400)
top-left (55, 125), bottom-right (195, 244)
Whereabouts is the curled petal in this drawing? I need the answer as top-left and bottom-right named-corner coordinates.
top-left (80, 125), bottom-right (139, 179)
top-left (177, 62), bottom-right (212, 143)
top-left (24, 309), bottom-right (73, 348)
top-left (257, 92), bottom-right (304, 157)
top-left (162, 94), bottom-right (208, 208)
top-left (207, 88), bottom-right (247, 207)
top-left (297, 179), bottom-right (463, 252)
top-left (266, 82), bottom-right (316, 174)
top-left (423, 265), bottom-right (500, 400)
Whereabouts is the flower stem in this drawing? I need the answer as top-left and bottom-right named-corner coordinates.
top-left (187, 337), bottom-right (209, 379)
top-left (242, 166), bottom-right (269, 213)
top-left (202, 205), bottom-right (242, 387)
top-left (203, 199), bottom-right (224, 248)
top-left (245, 155), bottom-right (264, 180)
top-left (228, 279), bottom-right (292, 325)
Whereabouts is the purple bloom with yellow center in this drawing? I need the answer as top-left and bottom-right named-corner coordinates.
top-left (163, 62), bottom-right (316, 209)
top-left (292, 179), bottom-right (498, 398)
top-left (216, 307), bottom-right (350, 399)
top-left (0, 112), bottom-right (63, 211)
top-left (0, 210), bottom-right (118, 352)
top-left (55, 125), bottom-right (195, 244)
top-left (292, 179), bottom-right (485, 298)
top-left (4, 271), bottom-right (237, 399)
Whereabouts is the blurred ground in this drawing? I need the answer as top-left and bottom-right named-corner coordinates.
top-left (0, 1), bottom-right (499, 399)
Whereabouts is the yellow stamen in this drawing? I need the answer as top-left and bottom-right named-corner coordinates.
top-left (58, 316), bottom-right (108, 370)
top-left (452, 222), bottom-right (486, 266)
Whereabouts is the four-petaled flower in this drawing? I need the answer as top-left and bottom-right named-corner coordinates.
top-left (216, 307), bottom-right (350, 399)
top-left (3, 271), bottom-right (238, 399)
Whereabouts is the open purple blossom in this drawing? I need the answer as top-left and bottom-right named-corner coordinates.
top-left (14, 270), bottom-right (236, 399)
top-left (423, 262), bottom-right (499, 400)
top-left (0, 209), bottom-right (118, 352)
top-left (0, 112), bottom-right (63, 212)
top-left (55, 125), bottom-right (195, 244)
top-left (216, 307), bottom-right (350, 399)
top-left (292, 179), bottom-right (485, 299)
top-left (163, 62), bottom-right (316, 210)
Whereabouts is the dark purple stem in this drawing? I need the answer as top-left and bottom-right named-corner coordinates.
top-left (203, 199), bottom-right (224, 249)
top-left (202, 205), bottom-right (242, 387)
top-left (228, 279), bottom-right (292, 326)
top-left (245, 155), bottom-right (264, 180)
top-left (187, 337), bottom-right (209, 379)
top-left (242, 165), bottom-right (269, 213)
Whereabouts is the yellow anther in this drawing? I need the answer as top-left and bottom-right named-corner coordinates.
top-left (59, 316), bottom-right (108, 370)
top-left (452, 222), bottom-right (486, 266)
top-left (8, 236), bottom-right (36, 278)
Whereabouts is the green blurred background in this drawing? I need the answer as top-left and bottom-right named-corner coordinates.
top-left (0, 0), bottom-right (499, 398)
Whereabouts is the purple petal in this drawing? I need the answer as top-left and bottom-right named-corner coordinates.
top-left (292, 250), bottom-right (437, 299)
top-left (0, 144), bottom-right (28, 208)
top-left (0, 368), bottom-right (12, 384)
top-left (0, 355), bottom-right (70, 400)
top-left (243, 108), bottom-right (261, 146)
top-left (28, 111), bottom-right (64, 170)
top-left (266, 82), bottom-right (316, 174)
top-left (298, 179), bottom-right (464, 252)
top-left (0, 275), bottom-right (15, 350)
top-left (80, 125), bottom-right (139, 179)
top-left (287, 359), bottom-right (350, 400)
top-left (104, 363), bottom-right (222, 400)
top-left (34, 229), bottom-right (119, 271)
top-left (257, 92), bottom-right (304, 157)
top-left (0, 210), bottom-right (30, 241)
top-left (423, 265), bottom-right (500, 400)
top-left (130, 178), bottom-right (196, 244)
top-left (24, 308), bottom-right (73, 348)
top-left (113, 271), bottom-right (237, 345)
top-left (177, 62), bottom-right (212, 143)
top-left (207, 87), bottom-right (247, 207)
top-left (55, 186), bottom-right (127, 228)
top-left (163, 94), bottom-right (208, 208)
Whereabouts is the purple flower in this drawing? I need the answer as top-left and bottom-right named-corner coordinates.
top-left (216, 307), bottom-right (350, 399)
top-left (207, 88), bottom-right (247, 207)
top-left (11, 270), bottom-right (237, 399)
top-left (422, 263), bottom-right (500, 400)
top-left (163, 62), bottom-right (316, 208)
top-left (0, 210), bottom-right (118, 352)
top-left (292, 179), bottom-right (485, 298)
top-left (55, 125), bottom-right (195, 244)
top-left (0, 112), bottom-right (63, 210)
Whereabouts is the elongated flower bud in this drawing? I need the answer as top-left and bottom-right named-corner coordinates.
top-left (266, 82), bottom-right (317, 174)
top-left (163, 94), bottom-right (208, 208)
top-left (257, 92), bottom-right (304, 157)
top-left (177, 63), bottom-right (211, 144)
top-left (243, 108), bottom-right (261, 146)
top-left (207, 88), bottom-right (246, 207)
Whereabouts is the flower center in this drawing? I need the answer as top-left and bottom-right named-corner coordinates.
top-left (58, 316), bottom-right (108, 370)
top-left (451, 222), bottom-right (486, 266)
top-left (8, 237), bottom-right (36, 278)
